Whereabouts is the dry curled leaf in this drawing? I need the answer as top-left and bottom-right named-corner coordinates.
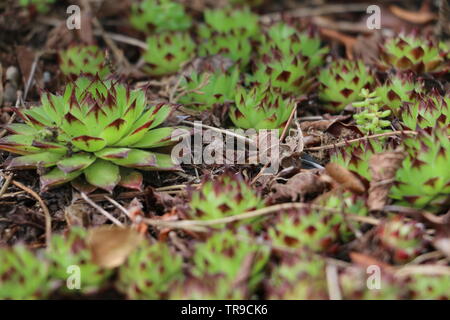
top-left (368, 152), bottom-right (405, 211)
top-left (325, 163), bottom-right (365, 194)
top-left (87, 226), bottom-right (143, 269)
top-left (270, 171), bottom-right (326, 202)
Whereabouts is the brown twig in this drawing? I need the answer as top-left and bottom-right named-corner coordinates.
top-left (80, 192), bottom-right (125, 227)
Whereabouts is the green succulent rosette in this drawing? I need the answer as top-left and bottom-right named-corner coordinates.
top-left (188, 174), bottom-right (264, 223)
top-left (178, 67), bottom-right (240, 110)
top-left (376, 216), bottom-right (426, 263)
top-left (117, 242), bottom-right (184, 299)
top-left (59, 45), bottom-right (111, 80)
top-left (129, 0), bottom-right (192, 33)
top-left (390, 128), bottom-right (450, 212)
top-left (353, 89), bottom-right (392, 135)
top-left (229, 85), bottom-right (295, 130)
top-left (143, 32), bottom-right (195, 76)
top-left (0, 245), bottom-right (50, 299)
top-left (318, 59), bottom-right (374, 112)
top-left (46, 227), bottom-right (112, 293)
top-left (379, 33), bottom-right (448, 74)
top-left (408, 274), bottom-right (450, 300)
top-left (19, 0), bottom-right (55, 13)
top-left (0, 76), bottom-right (181, 192)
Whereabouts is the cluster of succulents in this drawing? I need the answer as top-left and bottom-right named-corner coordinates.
top-left (19, 0), bottom-right (55, 14)
top-left (379, 33), bottom-right (448, 74)
top-left (59, 45), bottom-right (111, 80)
top-left (353, 89), bottom-right (392, 135)
top-left (399, 92), bottom-right (450, 133)
top-left (129, 0), bottom-right (192, 33)
top-left (46, 227), bottom-right (112, 293)
top-left (117, 242), bottom-right (184, 299)
top-left (375, 73), bottom-right (422, 114)
top-left (0, 76), bottom-right (180, 192)
top-left (192, 230), bottom-right (269, 294)
top-left (0, 245), bottom-right (49, 299)
top-left (143, 32), bottom-right (195, 76)
top-left (408, 274), bottom-right (450, 300)
top-left (229, 85), bottom-right (295, 130)
top-left (339, 266), bottom-right (407, 299)
top-left (265, 252), bottom-right (328, 299)
top-left (376, 216), bottom-right (426, 263)
top-left (318, 60), bottom-right (374, 112)
top-left (268, 190), bottom-right (368, 252)
top-left (188, 173), bottom-right (264, 222)
top-left (390, 128), bottom-right (450, 212)
top-left (178, 68), bottom-right (240, 110)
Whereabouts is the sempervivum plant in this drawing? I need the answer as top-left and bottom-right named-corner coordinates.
top-left (0, 76), bottom-right (180, 192)
top-left (339, 266), bottom-right (407, 299)
top-left (259, 23), bottom-right (328, 69)
top-left (198, 7), bottom-right (260, 39)
top-left (318, 60), bottom-right (374, 112)
top-left (143, 32), bottom-right (195, 76)
top-left (19, 0), bottom-right (55, 13)
top-left (178, 68), bottom-right (239, 110)
top-left (46, 227), bottom-right (112, 293)
top-left (353, 89), bottom-right (392, 135)
top-left (248, 49), bottom-right (316, 96)
top-left (198, 31), bottom-right (252, 69)
top-left (0, 245), bottom-right (49, 299)
top-left (376, 216), bottom-right (426, 263)
top-left (408, 274), bottom-right (450, 300)
top-left (390, 128), bottom-right (450, 212)
top-left (379, 33), bottom-right (448, 74)
top-left (188, 173), bottom-right (264, 222)
top-left (375, 73), bottom-right (422, 114)
top-left (229, 85), bottom-right (295, 130)
top-left (269, 191), bottom-right (368, 252)
top-left (129, 0), bottom-right (192, 33)
top-left (399, 92), bottom-right (450, 133)
top-left (192, 230), bottom-right (269, 292)
top-left (59, 45), bottom-right (110, 80)
top-left (117, 242), bottom-right (184, 299)
top-left (265, 252), bottom-right (328, 300)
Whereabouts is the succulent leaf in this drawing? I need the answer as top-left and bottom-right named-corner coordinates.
top-left (59, 45), bottom-right (110, 79)
top-left (19, 0), bottom-right (55, 13)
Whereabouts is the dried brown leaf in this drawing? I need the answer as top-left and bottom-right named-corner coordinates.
top-left (325, 163), bottom-right (365, 194)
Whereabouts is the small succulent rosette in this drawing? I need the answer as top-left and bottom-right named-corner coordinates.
top-left (143, 32), bottom-right (195, 76)
top-left (129, 0), bottom-right (192, 33)
top-left (178, 67), bottom-right (240, 111)
top-left (318, 59), bottom-right (374, 112)
top-left (376, 216), bottom-right (427, 263)
top-left (379, 33), bottom-right (449, 74)
top-left (390, 128), bottom-right (450, 212)
top-left (117, 241), bottom-right (184, 299)
top-left (408, 274), bottom-right (450, 300)
top-left (19, 0), bottom-right (55, 14)
top-left (0, 76), bottom-right (182, 193)
top-left (229, 85), bottom-right (295, 130)
top-left (59, 45), bottom-right (111, 80)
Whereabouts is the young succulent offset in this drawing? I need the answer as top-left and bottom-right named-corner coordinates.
top-left (375, 73), bottom-right (422, 114)
top-left (129, 0), bottom-right (192, 33)
top-left (188, 174), bottom-right (264, 222)
top-left (117, 242), bottom-right (184, 299)
top-left (178, 68), bottom-right (239, 110)
top-left (229, 85), bottom-right (295, 130)
top-left (390, 128), bottom-right (450, 212)
top-left (0, 76), bottom-right (180, 192)
top-left (353, 89), bottom-right (392, 135)
top-left (19, 0), bottom-right (55, 13)
top-left (379, 33), bottom-right (448, 73)
top-left (0, 245), bottom-right (49, 299)
top-left (59, 45), bottom-right (110, 79)
top-left (192, 230), bottom-right (269, 291)
top-left (143, 32), bottom-right (195, 76)
top-left (376, 216), bottom-right (426, 263)
top-left (408, 275), bottom-right (450, 300)
top-left (265, 252), bottom-right (328, 300)
top-left (318, 60), bottom-right (374, 112)
top-left (46, 227), bottom-right (112, 293)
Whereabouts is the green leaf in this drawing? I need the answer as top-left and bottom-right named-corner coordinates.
top-left (118, 168), bottom-right (143, 191)
top-left (57, 153), bottom-right (96, 173)
top-left (106, 149), bottom-right (157, 169)
top-left (8, 152), bottom-right (64, 169)
top-left (40, 167), bottom-right (82, 191)
top-left (0, 135), bottom-right (41, 155)
top-left (131, 127), bottom-right (181, 148)
top-left (71, 136), bottom-right (107, 152)
top-left (84, 159), bottom-right (120, 193)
